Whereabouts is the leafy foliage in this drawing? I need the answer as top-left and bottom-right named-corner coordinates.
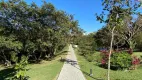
top-left (85, 54), bottom-right (94, 62)
top-left (135, 32), bottom-right (142, 51)
top-left (99, 50), bottom-right (141, 70)
top-left (111, 52), bottom-right (132, 70)
top-left (12, 56), bottom-right (29, 80)
top-left (95, 0), bottom-right (142, 51)
top-left (78, 33), bottom-right (96, 56)
top-left (0, 0), bottom-right (81, 64)
top-left (77, 33), bottom-right (97, 62)
top-left (132, 56), bottom-right (141, 69)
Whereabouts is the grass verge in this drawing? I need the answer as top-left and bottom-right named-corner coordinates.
top-left (0, 45), bottom-right (69, 80)
top-left (75, 49), bottom-right (142, 80)
top-left (133, 52), bottom-right (142, 58)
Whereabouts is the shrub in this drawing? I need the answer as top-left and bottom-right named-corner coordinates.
top-left (111, 51), bottom-right (132, 70)
top-left (12, 56), bottom-right (29, 80)
top-left (94, 52), bottom-right (102, 63)
top-left (132, 56), bottom-right (140, 69)
top-left (10, 51), bottom-right (18, 63)
top-left (100, 50), bottom-right (109, 65)
top-left (132, 56), bottom-right (140, 65)
top-left (85, 54), bottom-right (94, 62)
top-left (100, 50), bottom-right (132, 70)
top-left (127, 48), bottom-right (133, 55)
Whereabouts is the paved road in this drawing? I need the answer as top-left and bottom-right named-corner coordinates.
top-left (57, 45), bottom-right (86, 80)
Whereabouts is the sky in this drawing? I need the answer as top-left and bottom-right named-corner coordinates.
top-left (25, 0), bottom-right (105, 33)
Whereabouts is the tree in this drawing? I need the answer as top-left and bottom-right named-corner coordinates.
top-left (96, 0), bottom-right (141, 80)
top-left (116, 14), bottom-right (142, 51)
top-left (0, 0), bottom-right (81, 64)
top-left (135, 32), bottom-right (142, 51)
top-left (94, 26), bottom-right (111, 48)
top-left (78, 33), bottom-right (96, 56)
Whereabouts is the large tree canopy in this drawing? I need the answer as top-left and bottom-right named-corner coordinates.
top-left (95, 0), bottom-right (142, 50)
top-left (0, 0), bottom-right (81, 64)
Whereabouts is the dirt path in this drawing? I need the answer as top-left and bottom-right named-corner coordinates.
top-left (57, 45), bottom-right (86, 80)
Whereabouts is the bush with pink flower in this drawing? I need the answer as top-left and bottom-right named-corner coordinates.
top-left (99, 50), bottom-right (141, 70)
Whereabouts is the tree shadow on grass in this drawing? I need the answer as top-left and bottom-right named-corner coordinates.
top-left (0, 68), bottom-right (16, 80)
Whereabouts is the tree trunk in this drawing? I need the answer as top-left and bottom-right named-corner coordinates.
top-left (107, 26), bottom-right (115, 80)
top-left (2, 51), bottom-right (7, 61)
top-left (32, 53), bottom-right (37, 62)
top-left (53, 48), bottom-right (57, 55)
top-left (38, 52), bottom-right (42, 62)
top-left (51, 48), bottom-right (55, 58)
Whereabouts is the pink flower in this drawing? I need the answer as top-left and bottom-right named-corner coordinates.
top-left (132, 56), bottom-right (140, 65)
top-left (101, 59), bottom-right (106, 65)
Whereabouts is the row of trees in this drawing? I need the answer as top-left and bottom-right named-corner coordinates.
top-left (78, 33), bottom-right (96, 55)
top-left (0, 0), bottom-right (81, 64)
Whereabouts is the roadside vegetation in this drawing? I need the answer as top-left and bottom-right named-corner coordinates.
top-left (0, 0), bottom-right (142, 80)
top-left (0, 45), bottom-right (69, 80)
top-left (75, 49), bottom-right (142, 80)
top-left (0, 0), bottom-right (81, 80)
top-left (73, 0), bottom-right (142, 80)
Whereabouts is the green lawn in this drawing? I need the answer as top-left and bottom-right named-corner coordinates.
top-left (26, 57), bottom-right (64, 80)
top-left (133, 52), bottom-right (142, 58)
top-left (75, 49), bottom-right (142, 80)
top-left (0, 46), bottom-right (68, 80)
